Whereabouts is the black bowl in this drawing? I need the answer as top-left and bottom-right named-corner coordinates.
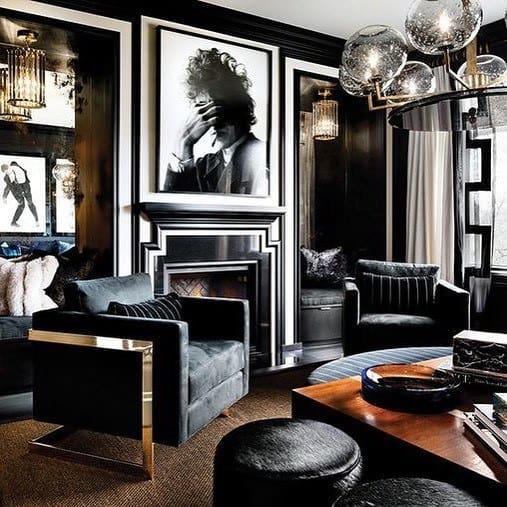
top-left (361, 363), bottom-right (463, 413)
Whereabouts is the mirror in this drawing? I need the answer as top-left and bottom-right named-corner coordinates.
top-left (0, 7), bottom-right (118, 273)
top-left (295, 71), bottom-right (345, 358)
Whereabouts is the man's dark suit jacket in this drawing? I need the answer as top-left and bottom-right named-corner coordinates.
top-left (163, 133), bottom-right (268, 195)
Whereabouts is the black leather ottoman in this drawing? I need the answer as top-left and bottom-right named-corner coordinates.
top-left (333, 478), bottom-right (487, 506)
top-left (214, 418), bottom-right (363, 507)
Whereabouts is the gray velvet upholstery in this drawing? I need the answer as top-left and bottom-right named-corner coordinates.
top-left (214, 418), bottom-right (363, 507)
top-left (343, 260), bottom-right (470, 356)
top-left (32, 276), bottom-right (249, 446)
top-left (188, 339), bottom-right (245, 402)
top-left (64, 273), bottom-right (153, 313)
top-left (334, 477), bottom-right (487, 506)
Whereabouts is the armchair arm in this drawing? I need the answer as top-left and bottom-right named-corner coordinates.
top-left (32, 308), bottom-right (190, 445)
top-left (435, 280), bottom-right (470, 337)
top-left (343, 280), bottom-right (360, 356)
top-left (180, 296), bottom-right (249, 345)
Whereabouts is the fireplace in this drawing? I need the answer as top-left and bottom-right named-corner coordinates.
top-left (163, 261), bottom-right (261, 363)
top-left (138, 204), bottom-right (283, 369)
top-left (163, 261), bottom-right (255, 299)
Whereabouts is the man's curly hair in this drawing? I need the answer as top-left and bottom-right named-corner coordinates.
top-left (185, 48), bottom-right (257, 127)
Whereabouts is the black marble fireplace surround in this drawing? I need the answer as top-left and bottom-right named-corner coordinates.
top-left (137, 203), bottom-right (285, 369)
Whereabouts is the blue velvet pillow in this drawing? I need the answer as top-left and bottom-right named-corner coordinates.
top-left (0, 242), bottom-right (21, 258)
top-left (107, 292), bottom-right (183, 321)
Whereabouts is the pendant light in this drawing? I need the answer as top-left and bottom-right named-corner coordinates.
top-left (7, 30), bottom-right (46, 109)
top-left (312, 88), bottom-right (339, 140)
top-left (0, 67), bottom-right (31, 122)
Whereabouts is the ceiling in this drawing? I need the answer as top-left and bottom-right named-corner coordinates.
top-left (200, 0), bottom-right (507, 39)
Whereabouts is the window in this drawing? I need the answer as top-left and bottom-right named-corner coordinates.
top-left (492, 130), bottom-right (507, 269)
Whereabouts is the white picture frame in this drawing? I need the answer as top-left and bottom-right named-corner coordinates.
top-left (140, 16), bottom-right (280, 208)
top-left (0, 154), bottom-right (46, 234)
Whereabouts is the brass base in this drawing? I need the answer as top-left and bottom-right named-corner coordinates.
top-left (29, 426), bottom-right (154, 480)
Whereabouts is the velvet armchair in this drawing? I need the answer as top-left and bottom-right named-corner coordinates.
top-left (31, 273), bottom-right (249, 446)
top-left (343, 260), bottom-right (470, 356)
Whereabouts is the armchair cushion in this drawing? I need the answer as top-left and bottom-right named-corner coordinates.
top-left (64, 273), bottom-right (153, 313)
top-left (107, 292), bottom-right (182, 320)
top-left (189, 339), bottom-right (245, 403)
top-left (355, 313), bottom-right (441, 353)
top-left (358, 273), bottom-right (435, 315)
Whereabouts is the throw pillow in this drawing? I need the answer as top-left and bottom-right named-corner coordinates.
top-left (4, 255), bottom-right (59, 316)
top-left (0, 241), bottom-right (21, 259)
top-left (301, 247), bottom-right (347, 288)
top-left (107, 292), bottom-right (183, 320)
top-left (358, 272), bottom-right (435, 315)
top-left (46, 248), bottom-right (99, 307)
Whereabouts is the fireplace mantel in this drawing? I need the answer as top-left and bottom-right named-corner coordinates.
top-left (136, 202), bottom-right (286, 225)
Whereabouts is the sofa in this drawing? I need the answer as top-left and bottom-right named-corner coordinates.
top-left (0, 243), bottom-right (98, 420)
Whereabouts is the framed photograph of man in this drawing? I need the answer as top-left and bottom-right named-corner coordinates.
top-left (157, 25), bottom-right (278, 199)
top-left (0, 154), bottom-right (46, 234)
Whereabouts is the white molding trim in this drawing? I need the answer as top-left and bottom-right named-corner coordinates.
top-left (140, 16), bottom-right (280, 208)
top-left (2, 1), bottom-right (133, 275)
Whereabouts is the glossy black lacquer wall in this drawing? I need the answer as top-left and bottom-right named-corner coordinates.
top-left (40, 0), bottom-right (387, 269)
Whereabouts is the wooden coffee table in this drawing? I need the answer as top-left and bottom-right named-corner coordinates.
top-left (292, 356), bottom-right (506, 502)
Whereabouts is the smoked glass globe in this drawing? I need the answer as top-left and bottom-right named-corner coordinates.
top-left (342, 25), bottom-right (408, 85)
top-left (405, 0), bottom-right (482, 55)
top-left (338, 66), bottom-right (371, 97)
top-left (384, 61), bottom-right (436, 100)
top-left (457, 54), bottom-right (507, 88)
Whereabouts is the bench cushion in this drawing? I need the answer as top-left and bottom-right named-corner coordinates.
top-left (308, 346), bottom-right (452, 385)
top-left (301, 288), bottom-right (344, 307)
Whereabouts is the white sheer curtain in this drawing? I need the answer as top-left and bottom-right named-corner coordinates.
top-left (406, 67), bottom-right (455, 282)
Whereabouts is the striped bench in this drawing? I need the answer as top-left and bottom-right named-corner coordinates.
top-left (307, 346), bottom-right (452, 385)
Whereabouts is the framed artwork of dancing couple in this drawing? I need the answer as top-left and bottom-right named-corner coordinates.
top-left (0, 154), bottom-right (46, 234)
top-left (157, 24), bottom-right (279, 200)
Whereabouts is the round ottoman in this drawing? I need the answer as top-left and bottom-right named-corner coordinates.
top-left (213, 418), bottom-right (363, 507)
top-left (333, 478), bottom-right (487, 506)
top-left (308, 346), bottom-right (452, 385)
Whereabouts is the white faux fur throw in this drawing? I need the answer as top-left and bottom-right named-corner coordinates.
top-left (0, 257), bottom-right (12, 315)
top-left (2, 255), bottom-right (59, 316)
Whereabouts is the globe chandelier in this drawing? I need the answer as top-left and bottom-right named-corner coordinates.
top-left (339, 0), bottom-right (507, 125)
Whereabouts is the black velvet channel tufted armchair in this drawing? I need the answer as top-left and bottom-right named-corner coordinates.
top-left (31, 273), bottom-right (249, 446)
top-left (343, 260), bottom-right (470, 356)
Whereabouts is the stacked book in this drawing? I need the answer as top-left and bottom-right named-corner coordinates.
top-left (447, 330), bottom-right (507, 389)
top-left (463, 398), bottom-right (507, 465)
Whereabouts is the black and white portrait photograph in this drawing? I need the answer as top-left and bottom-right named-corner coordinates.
top-left (0, 154), bottom-right (46, 234)
top-left (157, 26), bottom-right (274, 197)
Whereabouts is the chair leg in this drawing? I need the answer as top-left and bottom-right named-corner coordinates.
top-left (220, 407), bottom-right (232, 417)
